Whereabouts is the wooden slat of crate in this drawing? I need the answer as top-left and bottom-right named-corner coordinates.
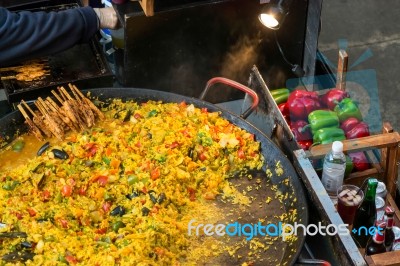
top-left (308, 132), bottom-right (400, 159)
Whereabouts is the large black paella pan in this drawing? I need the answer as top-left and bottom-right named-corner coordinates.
top-left (0, 84), bottom-right (308, 265)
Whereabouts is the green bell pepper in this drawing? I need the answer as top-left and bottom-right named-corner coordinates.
top-left (334, 98), bottom-right (362, 122)
top-left (345, 155), bottom-right (354, 177)
top-left (271, 88), bottom-right (290, 105)
top-left (313, 127), bottom-right (346, 145)
top-left (306, 110), bottom-right (339, 134)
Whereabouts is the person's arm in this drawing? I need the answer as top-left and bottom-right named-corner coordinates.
top-left (0, 6), bottom-right (99, 66)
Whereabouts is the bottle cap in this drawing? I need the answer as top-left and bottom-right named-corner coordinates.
top-left (332, 141), bottom-right (343, 153)
top-left (368, 178), bottom-right (378, 187)
top-left (385, 206), bottom-right (395, 215)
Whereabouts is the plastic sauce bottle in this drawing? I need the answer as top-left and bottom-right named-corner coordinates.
top-left (321, 141), bottom-right (346, 201)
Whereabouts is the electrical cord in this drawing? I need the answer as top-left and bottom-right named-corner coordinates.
top-left (274, 31), bottom-right (305, 78)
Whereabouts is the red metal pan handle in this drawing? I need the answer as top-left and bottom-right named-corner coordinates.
top-left (199, 77), bottom-right (259, 119)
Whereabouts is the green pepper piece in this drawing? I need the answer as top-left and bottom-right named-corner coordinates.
top-left (104, 192), bottom-right (114, 202)
top-left (127, 175), bottom-right (139, 185)
top-left (12, 140), bottom-right (25, 152)
top-left (112, 221), bottom-right (126, 232)
top-left (306, 110), bottom-right (339, 134)
top-left (2, 180), bottom-right (20, 191)
top-left (102, 157), bottom-right (111, 165)
top-left (345, 155), bottom-right (354, 177)
top-left (271, 88), bottom-right (290, 104)
top-left (148, 110), bottom-right (158, 117)
top-left (58, 255), bottom-right (68, 263)
top-left (313, 127), bottom-right (346, 145)
top-left (334, 98), bottom-right (362, 122)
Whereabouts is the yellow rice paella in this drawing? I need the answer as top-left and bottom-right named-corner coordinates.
top-left (0, 99), bottom-right (264, 265)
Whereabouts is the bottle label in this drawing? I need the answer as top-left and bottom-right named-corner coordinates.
top-left (373, 233), bottom-right (384, 244)
top-left (321, 162), bottom-right (345, 193)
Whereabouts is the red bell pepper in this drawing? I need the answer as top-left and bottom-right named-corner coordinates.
top-left (320, 89), bottom-right (350, 110)
top-left (290, 120), bottom-right (312, 141)
top-left (346, 122), bottom-right (370, 139)
top-left (287, 90), bottom-right (321, 120)
top-left (278, 102), bottom-right (290, 122)
top-left (340, 117), bottom-right (370, 139)
top-left (349, 152), bottom-right (370, 172)
top-left (298, 140), bottom-right (313, 150)
top-left (340, 117), bottom-right (360, 132)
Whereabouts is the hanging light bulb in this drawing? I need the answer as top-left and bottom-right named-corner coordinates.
top-left (258, 0), bottom-right (292, 30)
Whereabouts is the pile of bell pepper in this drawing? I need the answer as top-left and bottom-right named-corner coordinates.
top-left (271, 87), bottom-right (372, 174)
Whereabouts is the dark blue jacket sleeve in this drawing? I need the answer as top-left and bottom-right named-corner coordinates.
top-left (0, 6), bottom-right (99, 66)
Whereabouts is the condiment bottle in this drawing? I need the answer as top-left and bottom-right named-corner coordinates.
top-left (384, 206), bottom-right (395, 251)
top-left (351, 178), bottom-right (378, 248)
top-left (365, 221), bottom-right (387, 256)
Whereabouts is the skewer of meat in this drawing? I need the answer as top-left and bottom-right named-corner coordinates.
top-left (16, 104), bottom-right (44, 141)
top-left (66, 85), bottom-right (95, 127)
top-left (35, 99), bottom-right (65, 141)
top-left (37, 97), bottom-right (67, 131)
top-left (20, 100), bottom-right (52, 138)
top-left (45, 97), bottom-right (80, 132)
top-left (69, 84), bottom-right (105, 120)
top-left (59, 86), bottom-right (93, 128)
top-left (53, 88), bottom-right (86, 130)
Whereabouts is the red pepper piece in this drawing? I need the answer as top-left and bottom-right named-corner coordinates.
top-left (340, 117), bottom-right (360, 133)
top-left (349, 152), bottom-right (370, 172)
top-left (320, 89), bottom-right (350, 110)
top-left (287, 90), bottom-right (321, 120)
top-left (345, 122), bottom-right (370, 139)
top-left (290, 120), bottom-right (312, 141)
top-left (297, 140), bottom-right (313, 150)
top-left (278, 102), bottom-right (290, 122)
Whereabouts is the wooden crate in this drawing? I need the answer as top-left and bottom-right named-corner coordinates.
top-left (307, 122), bottom-right (400, 199)
top-left (307, 123), bottom-right (400, 265)
top-left (248, 65), bottom-right (400, 265)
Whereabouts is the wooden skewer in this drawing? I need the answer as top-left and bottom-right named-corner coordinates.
top-left (17, 104), bottom-right (32, 122)
top-left (36, 99), bottom-right (65, 141)
top-left (34, 100), bottom-right (47, 116)
top-left (59, 86), bottom-right (74, 101)
top-left (17, 104), bottom-right (44, 141)
top-left (37, 98), bottom-right (52, 114)
top-left (57, 87), bottom-right (68, 102)
top-left (46, 97), bottom-right (79, 132)
top-left (71, 84), bottom-right (105, 120)
top-left (68, 84), bottom-right (82, 102)
top-left (51, 90), bottom-right (65, 105)
top-left (21, 100), bottom-right (52, 137)
top-left (21, 100), bottom-right (37, 118)
top-left (69, 84), bottom-right (85, 99)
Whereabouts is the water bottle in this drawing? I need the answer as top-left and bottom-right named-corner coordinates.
top-left (321, 141), bottom-right (346, 201)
